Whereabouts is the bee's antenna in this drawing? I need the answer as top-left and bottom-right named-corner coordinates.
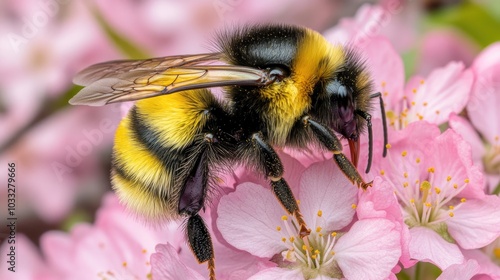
top-left (355, 110), bottom-right (373, 173)
top-left (369, 92), bottom-right (388, 157)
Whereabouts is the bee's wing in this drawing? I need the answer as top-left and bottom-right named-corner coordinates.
top-left (70, 53), bottom-right (272, 106)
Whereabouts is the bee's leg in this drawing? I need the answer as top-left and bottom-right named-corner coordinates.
top-left (251, 133), bottom-right (311, 238)
top-left (178, 141), bottom-right (216, 280)
top-left (302, 116), bottom-right (372, 190)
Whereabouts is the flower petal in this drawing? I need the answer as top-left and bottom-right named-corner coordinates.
top-left (437, 259), bottom-right (480, 280)
top-left (248, 267), bottom-right (303, 280)
top-left (408, 226), bottom-right (463, 270)
top-left (151, 243), bottom-right (205, 280)
top-left (449, 113), bottom-right (485, 165)
top-left (405, 62), bottom-right (473, 125)
top-left (299, 160), bottom-right (357, 231)
top-left (334, 219), bottom-right (401, 280)
top-left (217, 183), bottom-right (288, 258)
top-left (446, 195), bottom-right (500, 249)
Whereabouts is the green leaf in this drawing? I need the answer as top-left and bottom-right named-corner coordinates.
top-left (426, 1), bottom-right (500, 48)
top-left (90, 6), bottom-right (149, 59)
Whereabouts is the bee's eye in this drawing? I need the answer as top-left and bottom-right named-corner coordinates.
top-left (267, 65), bottom-right (290, 82)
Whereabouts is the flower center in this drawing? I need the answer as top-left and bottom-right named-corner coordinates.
top-left (380, 145), bottom-right (469, 228)
top-left (275, 211), bottom-right (342, 278)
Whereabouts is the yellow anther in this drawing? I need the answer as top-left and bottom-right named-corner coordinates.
top-left (289, 236), bottom-right (295, 243)
top-left (142, 249), bottom-right (147, 254)
top-left (351, 204), bottom-right (357, 209)
top-left (449, 205), bottom-right (455, 210)
top-left (317, 210), bottom-right (323, 217)
top-left (282, 237), bottom-right (287, 242)
top-left (425, 202), bottom-right (432, 207)
top-left (403, 182), bottom-right (409, 187)
top-left (435, 187), bottom-right (441, 194)
top-left (493, 248), bottom-right (500, 259)
top-left (401, 151), bottom-right (407, 157)
top-left (404, 172), bottom-right (408, 178)
top-left (423, 102), bottom-right (428, 106)
top-left (381, 81), bottom-right (387, 87)
top-left (435, 110), bottom-right (440, 115)
top-left (411, 101), bottom-right (416, 106)
top-left (330, 251), bottom-right (336, 256)
top-left (302, 245), bottom-right (308, 251)
top-left (331, 232), bottom-right (337, 237)
top-left (461, 198), bottom-right (466, 203)
top-left (453, 184), bottom-right (458, 189)
top-left (383, 91), bottom-right (389, 96)
top-left (122, 262), bottom-right (127, 267)
top-left (276, 226), bottom-right (281, 231)
top-left (282, 215), bottom-right (288, 221)
top-left (311, 254), bottom-right (317, 259)
top-left (412, 88), bottom-right (417, 94)
top-left (316, 227), bottom-right (322, 233)
top-left (449, 212), bottom-right (454, 217)
top-left (314, 250), bottom-right (320, 255)
top-left (464, 178), bottom-right (470, 183)
top-left (416, 158), bottom-right (421, 163)
top-left (410, 198), bottom-right (415, 203)
top-left (380, 170), bottom-right (385, 176)
top-left (297, 200), bottom-right (301, 205)
top-left (386, 143), bottom-right (392, 149)
top-left (427, 167), bottom-right (435, 173)
top-left (420, 80), bottom-right (425, 84)
top-left (447, 176), bottom-right (452, 182)
top-left (418, 115), bottom-right (424, 120)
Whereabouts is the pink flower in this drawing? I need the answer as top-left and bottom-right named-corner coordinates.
top-left (465, 43), bottom-right (500, 192)
top-left (0, 234), bottom-right (56, 280)
top-left (39, 193), bottom-right (174, 279)
top-left (217, 159), bottom-right (401, 279)
top-left (361, 38), bottom-right (473, 130)
top-left (366, 121), bottom-right (500, 270)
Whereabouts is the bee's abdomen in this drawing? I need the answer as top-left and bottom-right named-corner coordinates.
top-left (111, 90), bottom-right (218, 220)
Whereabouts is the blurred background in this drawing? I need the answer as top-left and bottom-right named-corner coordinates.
top-left (1, 0), bottom-right (499, 259)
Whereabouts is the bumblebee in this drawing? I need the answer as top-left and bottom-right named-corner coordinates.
top-left (71, 24), bottom-right (387, 279)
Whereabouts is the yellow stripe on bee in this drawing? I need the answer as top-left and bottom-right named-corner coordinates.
top-left (259, 29), bottom-right (345, 146)
top-left (135, 89), bottom-right (213, 149)
top-left (113, 117), bottom-right (173, 190)
top-left (111, 170), bottom-right (177, 219)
